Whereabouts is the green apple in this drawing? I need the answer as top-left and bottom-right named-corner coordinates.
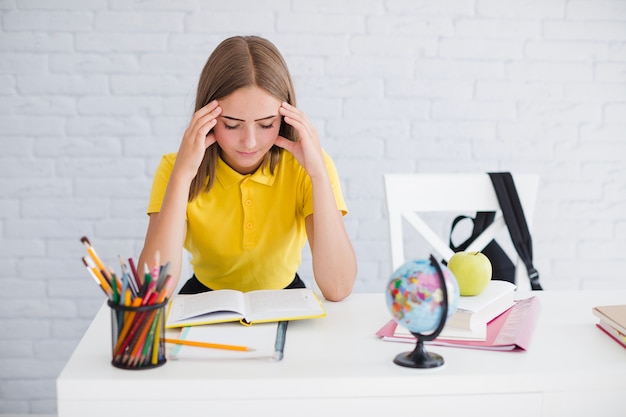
top-left (447, 251), bottom-right (492, 296)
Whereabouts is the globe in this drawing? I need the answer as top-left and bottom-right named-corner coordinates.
top-left (385, 256), bottom-right (460, 368)
top-left (386, 258), bottom-right (459, 334)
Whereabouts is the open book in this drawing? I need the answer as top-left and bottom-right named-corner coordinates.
top-left (165, 288), bottom-right (325, 328)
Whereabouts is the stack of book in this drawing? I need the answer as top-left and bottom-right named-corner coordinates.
top-left (377, 280), bottom-right (542, 351)
top-left (592, 304), bottom-right (626, 349)
top-left (439, 280), bottom-right (516, 341)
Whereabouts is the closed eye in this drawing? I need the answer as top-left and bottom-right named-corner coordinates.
top-left (220, 115), bottom-right (278, 130)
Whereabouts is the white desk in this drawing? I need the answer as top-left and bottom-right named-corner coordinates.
top-left (57, 291), bottom-right (626, 417)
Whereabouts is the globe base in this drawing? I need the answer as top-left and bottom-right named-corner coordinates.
top-left (393, 339), bottom-right (444, 369)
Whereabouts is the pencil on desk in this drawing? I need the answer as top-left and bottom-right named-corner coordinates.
top-left (164, 338), bottom-right (252, 352)
top-left (273, 320), bottom-right (288, 362)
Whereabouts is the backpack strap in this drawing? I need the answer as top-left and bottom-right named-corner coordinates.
top-left (449, 212), bottom-right (495, 252)
top-left (488, 172), bottom-right (542, 290)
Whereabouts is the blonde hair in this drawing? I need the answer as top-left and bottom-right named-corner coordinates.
top-left (189, 35), bottom-right (298, 201)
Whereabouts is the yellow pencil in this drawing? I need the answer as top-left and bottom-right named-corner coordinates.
top-left (151, 310), bottom-right (163, 365)
top-left (82, 257), bottom-right (112, 295)
top-left (164, 338), bottom-right (252, 352)
top-left (81, 236), bottom-right (111, 281)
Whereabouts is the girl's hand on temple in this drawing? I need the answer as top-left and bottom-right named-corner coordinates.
top-left (277, 102), bottom-right (356, 301)
top-left (275, 102), bottom-right (326, 179)
top-left (174, 100), bottom-right (222, 181)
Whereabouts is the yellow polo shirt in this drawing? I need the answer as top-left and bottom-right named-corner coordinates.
top-left (147, 149), bottom-right (348, 292)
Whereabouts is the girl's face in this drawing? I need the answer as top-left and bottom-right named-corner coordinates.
top-left (213, 85), bottom-right (282, 175)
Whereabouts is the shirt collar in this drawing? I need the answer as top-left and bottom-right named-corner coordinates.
top-left (215, 155), bottom-right (276, 189)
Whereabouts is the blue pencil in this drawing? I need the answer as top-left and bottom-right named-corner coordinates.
top-left (273, 321), bottom-right (289, 362)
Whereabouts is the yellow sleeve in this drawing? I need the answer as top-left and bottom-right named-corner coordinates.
top-left (146, 153), bottom-right (177, 215)
top-left (302, 150), bottom-right (348, 219)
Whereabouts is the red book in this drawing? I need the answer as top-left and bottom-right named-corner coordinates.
top-left (592, 304), bottom-right (626, 336)
top-left (595, 320), bottom-right (626, 350)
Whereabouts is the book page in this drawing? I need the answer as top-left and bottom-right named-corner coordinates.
top-left (245, 288), bottom-right (325, 322)
top-left (593, 305), bottom-right (626, 334)
top-left (167, 290), bottom-right (246, 325)
top-left (455, 280), bottom-right (516, 313)
top-left (393, 320), bottom-right (487, 341)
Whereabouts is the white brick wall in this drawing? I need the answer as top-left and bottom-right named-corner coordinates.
top-left (1, 0), bottom-right (625, 414)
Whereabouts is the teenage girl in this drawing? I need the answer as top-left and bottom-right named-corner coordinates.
top-left (138, 36), bottom-right (356, 301)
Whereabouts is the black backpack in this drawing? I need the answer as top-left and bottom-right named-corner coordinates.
top-left (449, 172), bottom-right (542, 291)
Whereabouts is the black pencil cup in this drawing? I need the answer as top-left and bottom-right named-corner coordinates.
top-left (108, 299), bottom-right (168, 370)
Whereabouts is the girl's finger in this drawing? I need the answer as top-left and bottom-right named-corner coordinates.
top-left (189, 105), bottom-right (222, 140)
top-left (280, 104), bottom-right (315, 138)
top-left (279, 102), bottom-right (305, 120)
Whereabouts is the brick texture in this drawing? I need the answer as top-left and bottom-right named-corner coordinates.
top-left (1, 0), bottom-right (625, 414)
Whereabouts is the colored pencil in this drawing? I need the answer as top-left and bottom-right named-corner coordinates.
top-left (118, 256), bottom-right (138, 296)
top-left (113, 296), bottom-right (144, 354)
top-left (80, 236), bottom-right (111, 282)
top-left (82, 257), bottom-right (113, 295)
top-left (127, 257), bottom-right (141, 291)
top-left (151, 311), bottom-right (164, 365)
top-left (82, 257), bottom-right (112, 296)
top-left (80, 237), bottom-right (173, 368)
top-left (164, 338), bottom-right (252, 352)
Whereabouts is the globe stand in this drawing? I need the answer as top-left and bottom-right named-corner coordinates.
top-left (393, 333), bottom-right (444, 369)
top-left (392, 255), bottom-right (449, 369)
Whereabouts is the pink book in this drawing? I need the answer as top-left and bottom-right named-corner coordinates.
top-left (376, 296), bottom-right (542, 352)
